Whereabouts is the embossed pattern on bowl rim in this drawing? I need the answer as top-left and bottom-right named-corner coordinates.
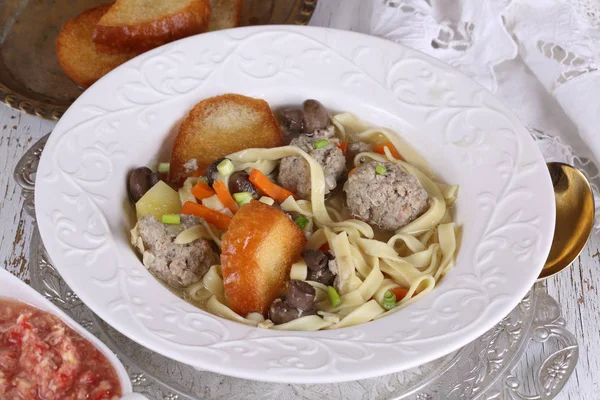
top-left (33, 25), bottom-right (556, 383)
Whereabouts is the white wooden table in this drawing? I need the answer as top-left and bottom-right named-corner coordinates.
top-left (1, 1), bottom-right (598, 399)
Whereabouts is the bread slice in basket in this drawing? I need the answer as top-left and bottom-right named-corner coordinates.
top-left (170, 94), bottom-right (283, 185)
top-left (93, 0), bottom-right (212, 53)
top-left (208, 0), bottom-right (243, 31)
top-left (56, 4), bottom-right (139, 88)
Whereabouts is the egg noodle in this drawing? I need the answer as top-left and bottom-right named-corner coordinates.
top-left (184, 114), bottom-right (459, 330)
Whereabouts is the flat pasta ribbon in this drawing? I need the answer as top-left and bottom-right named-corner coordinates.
top-left (178, 113), bottom-right (460, 331)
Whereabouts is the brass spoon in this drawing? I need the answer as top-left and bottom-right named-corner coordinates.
top-left (539, 162), bottom-right (595, 280)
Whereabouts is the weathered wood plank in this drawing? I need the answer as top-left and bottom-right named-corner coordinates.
top-left (0, 105), bottom-right (55, 281)
top-left (545, 235), bottom-right (600, 399)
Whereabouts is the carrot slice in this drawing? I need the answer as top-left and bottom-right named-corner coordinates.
top-left (389, 287), bottom-right (410, 301)
top-left (181, 201), bottom-right (232, 230)
top-left (336, 141), bottom-right (348, 156)
top-left (213, 180), bottom-right (238, 214)
top-left (374, 141), bottom-right (403, 160)
top-left (319, 243), bottom-right (330, 253)
top-left (187, 169), bottom-right (205, 179)
top-left (191, 181), bottom-right (215, 200)
top-left (249, 169), bottom-right (296, 203)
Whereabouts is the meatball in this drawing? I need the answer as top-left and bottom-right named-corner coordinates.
top-left (278, 131), bottom-right (346, 199)
top-left (133, 215), bottom-right (219, 287)
top-left (308, 125), bottom-right (336, 140)
top-left (344, 162), bottom-right (429, 231)
top-left (347, 141), bottom-right (371, 158)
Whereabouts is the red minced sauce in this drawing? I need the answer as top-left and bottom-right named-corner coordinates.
top-left (0, 298), bottom-right (122, 400)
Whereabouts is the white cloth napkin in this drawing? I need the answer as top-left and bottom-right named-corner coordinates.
top-left (343, 0), bottom-right (600, 229)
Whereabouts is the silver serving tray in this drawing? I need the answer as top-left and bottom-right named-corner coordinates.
top-left (15, 135), bottom-right (579, 399)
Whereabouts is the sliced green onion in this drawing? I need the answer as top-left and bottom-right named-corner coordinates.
top-left (233, 192), bottom-right (252, 206)
top-left (158, 162), bottom-right (170, 174)
top-left (162, 214), bottom-right (180, 225)
top-left (198, 176), bottom-right (208, 185)
top-left (217, 159), bottom-right (234, 176)
top-left (294, 215), bottom-right (309, 230)
top-left (328, 286), bottom-right (341, 308)
top-left (314, 139), bottom-right (329, 149)
top-left (375, 165), bottom-right (387, 176)
top-left (382, 290), bottom-right (397, 310)
top-left (259, 196), bottom-right (275, 205)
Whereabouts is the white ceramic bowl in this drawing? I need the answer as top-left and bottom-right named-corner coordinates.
top-left (35, 26), bottom-right (555, 383)
top-left (0, 268), bottom-right (148, 399)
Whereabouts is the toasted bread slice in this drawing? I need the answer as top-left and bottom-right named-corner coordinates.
top-left (92, 0), bottom-right (211, 53)
top-left (56, 4), bottom-right (138, 88)
top-left (221, 200), bottom-right (307, 317)
top-left (208, 0), bottom-right (243, 31)
top-left (170, 94), bottom-right (283, 184)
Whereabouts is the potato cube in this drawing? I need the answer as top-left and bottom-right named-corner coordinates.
top-left (136, 181), bottom-right (181, 220)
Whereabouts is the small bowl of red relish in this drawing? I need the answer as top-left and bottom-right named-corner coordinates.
top-left (0, 268), bottom-right (146, 400)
